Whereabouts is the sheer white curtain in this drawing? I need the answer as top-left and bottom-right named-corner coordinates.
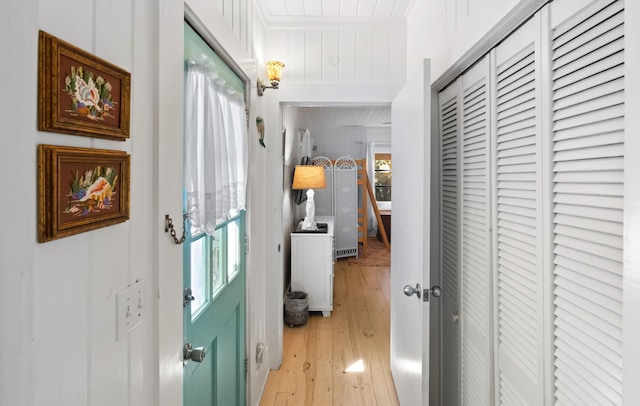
top-left (184, 59), bottom-right (247, 235)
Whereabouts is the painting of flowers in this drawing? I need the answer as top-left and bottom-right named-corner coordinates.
top-left (38, 145), bottom-right (130, 243)
top-left (38, 30), bottom-right (130, 141)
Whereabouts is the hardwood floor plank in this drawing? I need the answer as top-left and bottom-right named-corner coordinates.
top-left (260, 255), bottom-right (399, 406)
top-left (278, 325), bottom-right (307, 394)
top-left (331, 263), bottom-right (355, 404)
top-left (313, 316), bottom-right (333, 404)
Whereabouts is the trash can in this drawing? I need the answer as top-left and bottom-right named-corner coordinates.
top-left (284, 291), bottom-right (309, 327)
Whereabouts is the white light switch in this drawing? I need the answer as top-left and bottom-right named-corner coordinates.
top-left (116, 279), bottom-right (147, 340)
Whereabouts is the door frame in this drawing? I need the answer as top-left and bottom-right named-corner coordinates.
top-left (428, 81), bottom-right (442, 406)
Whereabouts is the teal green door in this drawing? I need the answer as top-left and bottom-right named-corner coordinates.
top-left (183, 21), bottom-right (246, 406)
top-left (183, 214), bottom-right (246, 405)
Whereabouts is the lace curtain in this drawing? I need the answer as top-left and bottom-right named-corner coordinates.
top-left (184, 59), bottom-right (247, 235)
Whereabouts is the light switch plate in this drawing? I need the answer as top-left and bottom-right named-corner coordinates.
top-left (116, 279), bottom-right (146, 340)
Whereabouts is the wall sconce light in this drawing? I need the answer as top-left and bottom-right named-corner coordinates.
top-left (257, 60), bottom-right (285, 96)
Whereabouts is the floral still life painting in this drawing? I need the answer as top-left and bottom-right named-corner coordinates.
top-left (38, 145), bottom-right (130, 243)
top-left (38, 30), bottom-right (131, 141)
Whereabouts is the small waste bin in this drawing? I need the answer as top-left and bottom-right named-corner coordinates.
top-left (284, 291), bottom-right (309, 327)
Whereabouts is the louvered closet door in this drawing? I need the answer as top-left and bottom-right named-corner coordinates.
top-left (549, 0), bottom-right (625, 404)
top-left (439, 81), bottom-right (461, 406)
top-left (492, 15), bottom-right (545, 405)
top-left (459, 57), bottom-right (492, 406)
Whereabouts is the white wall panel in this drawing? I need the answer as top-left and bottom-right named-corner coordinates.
top-left (129, 0), bottom-right (156, 403)
top-left (322, 30), bottom-right (340, 83)
top-left (95, 0), bottom-right (132, 70)
top-left (305, 30), bottom-right (323, 83)
top-left (90, 2), bottom-right (138, 401)
top-left (373, 29), bottom-right (391, 82)
top-left (340, 28), bottom-right (357, 83)
top-left (265, 28), bottom-right (289, 75)
top-left (188, 0), bottom-right (253, 62)
top-left (389, 27), bottom-right (406, 83)
top-left (356, 28), bottom-right (374, 83)
top-left (266, 23), bottom-right (405, 87)
top-left (34, 238), bottom-right (91, 406)
top-left (289, 30), bottom-right (306, 83)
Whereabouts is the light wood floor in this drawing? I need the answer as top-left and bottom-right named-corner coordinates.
top-left (259, 259), bottom-right (400, 406)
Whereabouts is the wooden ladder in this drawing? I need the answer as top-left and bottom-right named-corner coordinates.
top-left (357, 160), bottom-right (390, 256)
top-left (363, 170), bottom-right (390, 252)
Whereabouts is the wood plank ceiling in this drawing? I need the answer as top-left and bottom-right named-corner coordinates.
top-left (256, 0), bottom-right (414, 20)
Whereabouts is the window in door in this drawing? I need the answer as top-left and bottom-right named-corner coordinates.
top-left (188, 217), bottom-right (242, 320)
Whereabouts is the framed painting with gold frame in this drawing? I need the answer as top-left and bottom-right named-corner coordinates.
top-left (38, 144), bottom-right (130, 242)
top-left (38, 30), bottom-right (131, 140)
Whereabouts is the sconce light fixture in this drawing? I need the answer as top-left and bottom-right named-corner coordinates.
top-left (257, 60), bottom-right (285, 96)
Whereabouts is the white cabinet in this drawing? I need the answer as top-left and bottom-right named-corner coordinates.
top-left (290, 216), bottom-right (334, 317)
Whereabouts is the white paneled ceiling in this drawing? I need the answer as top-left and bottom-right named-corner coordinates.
top-left (257, 0), bottom-right (415, 21)
top-left (296, 106), bottom-right (391, 128)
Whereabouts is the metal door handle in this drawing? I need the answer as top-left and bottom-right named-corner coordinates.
top-left (452, 313), bottom-right (459, 323)
top-left (405, 284), bottom-right (443, 302)
top-left (424, 285), bottom-right (442, 302)
top-left (404, 283), bottom-right (422, 299)
top-left (183, 343), bottom-right (206, 365)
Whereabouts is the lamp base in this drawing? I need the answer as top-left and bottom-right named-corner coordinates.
top-left (300, 189), bottom-right (317, 230)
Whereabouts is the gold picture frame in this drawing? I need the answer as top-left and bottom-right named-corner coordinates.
top-left (38, 30), bottom-right (131, 141)
top-left (38, 144), bottom-right (130, 242)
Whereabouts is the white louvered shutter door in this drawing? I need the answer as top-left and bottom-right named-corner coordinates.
top-left (460, 57), bottom-right (493, 406)
top-left (492, 15), bottom-right (545, 405)
top-left (439, 81), bottom-right (461, 406)
top-left (549, 0), bottom-right (625, 404)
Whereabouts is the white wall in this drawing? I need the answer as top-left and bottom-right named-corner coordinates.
top-left (265, 21), bottom-right (406, 86)
top-left (1, 1), bottom-right (156, 405)
top-left (408, 0), bottom-right (522, 81)
top-left (0, 1), bottom-right (272, 406)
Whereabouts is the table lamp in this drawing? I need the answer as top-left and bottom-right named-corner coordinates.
top-left (292, 165), bottom-right (327, 230)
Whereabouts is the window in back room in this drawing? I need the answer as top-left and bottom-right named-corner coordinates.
top-left (374, 153), bottom-right (392, 204)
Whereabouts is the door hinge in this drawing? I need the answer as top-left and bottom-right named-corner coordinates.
top-left (245, 358), bottom-right (248, 380)
top-left (245, 235), bottom-right (249, 255)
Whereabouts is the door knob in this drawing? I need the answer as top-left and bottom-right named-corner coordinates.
top-left (403, 283), bottom-right (422, 299)
top-left (183, 343), bottom-right (206, 364)
top-left (424, 285), bottom-right (442, 302)
top-left (452, 313), bottom-right (459, 323)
